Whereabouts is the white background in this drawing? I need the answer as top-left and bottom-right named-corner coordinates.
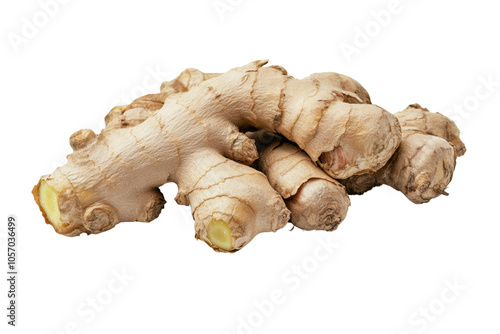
top-left (1, 0), bottom-right (499, 333)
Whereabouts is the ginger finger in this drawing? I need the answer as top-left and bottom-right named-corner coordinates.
top-left (305, 73), bottom-right (466, 203)
top-left (250, 131), bottom-right (350, 231)
top-left (175, 149), bottom-right (289, 251)
top-left (340, 104), bottom-right (465, 203)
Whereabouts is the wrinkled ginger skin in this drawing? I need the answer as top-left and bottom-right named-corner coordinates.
top-left (160, 68), bottom-right (221, 95)
top-left (124, 66), bottom-right (401, 179)
top-left (33, 60), bottom-right (402, 251)
top-left (128, 68), bottom-right (465, 207)
top-left (252, 132), bottom-right (350, 231)
top-left (156, 68), bottom-right (401, 179)
top-left (109, 93), bottom-right (352, 233)
top-left (396, 104), bottom-right (466, 157)
top-left (340, 105), bottom-right (466, 203)
top-left (305, 71), bottom-right (467, 203)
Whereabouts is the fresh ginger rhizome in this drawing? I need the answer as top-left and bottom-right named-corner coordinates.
top-left (33, 61), bottom-right (465, 252)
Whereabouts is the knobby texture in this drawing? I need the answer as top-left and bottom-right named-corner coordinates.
top-left (251, 131), bottom-right (350, 231)
top-left (147, 67), bottom-right (466, 206)
top-left (340, 104), bottom-right (466, 203)
top-left (33, 60), bottom-right (464, 253)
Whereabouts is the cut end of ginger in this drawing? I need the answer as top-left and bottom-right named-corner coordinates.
top-left (39, 180), bottom-right (61, 227)
top-left (207, 219), bottom-right (233, 251)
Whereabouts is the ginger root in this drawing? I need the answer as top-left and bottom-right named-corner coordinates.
top-left (111, 71), bottom-right (353, 233)
top-left (33, 60), bottom-right (464, 252)
top-left (340, 104), bottom-right (466, 203)
top-left (249, 130), bottom-right (350, 231)
top-left (155, 68), bottom-right (465, 211)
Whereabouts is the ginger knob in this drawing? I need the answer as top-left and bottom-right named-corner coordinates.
top-left (69, 129), bottom-right (97, 151)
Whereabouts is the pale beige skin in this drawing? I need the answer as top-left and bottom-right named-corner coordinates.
top-left (295, 74), bottom-right (466, 204)
top-left (155, 66), bottom-right (402, 178)
top-left (157, 69), bottom-right (361, 231)
top-left (157, 69), bottom-right (357, 232)
top-left (108, 81), bottom-right (352, 233)
top-left (340, 104), bottom-right (466, 203)
top-left (157, 69), bottom-right (466, 206)
top-left (33, 60), bottom-right (402, 252)
top-left (250, 130), bottom-right (350, 231)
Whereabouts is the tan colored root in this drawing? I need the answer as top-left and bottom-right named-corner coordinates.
top-left (103, 67), bottom-right (393, 230)
top-left (299, 72), bottom-right (466, 203)
top-left (106, 66), bottom-right (402, 179)
top-left (396, 104), bottom-right (466, 157)
top-left (105, 77), bottom-right (352, 233)
top-left (249, 131), bottom-right (350, 231)
top-left (106, 94), bottom-right (351, 232)
top-left (97, 67), bottom-right (465, 231)
top-left (34, 61), bottom-right (402, 252)
top-left (104, 93), bottom-right (169, 131)
top-left (160, 68), bottom-right (221, 95)
top-left (341, 104), bottom-right (466, 203)
top-left (175, 149), bottom-right (289, 251)
top-left (286, 179), bottom-right (348, 231)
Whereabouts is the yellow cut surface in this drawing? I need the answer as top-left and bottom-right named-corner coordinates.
top-left (207, 219), bottom-right (233, 251)
top-left (39, 180), bottom-right (61, 226)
